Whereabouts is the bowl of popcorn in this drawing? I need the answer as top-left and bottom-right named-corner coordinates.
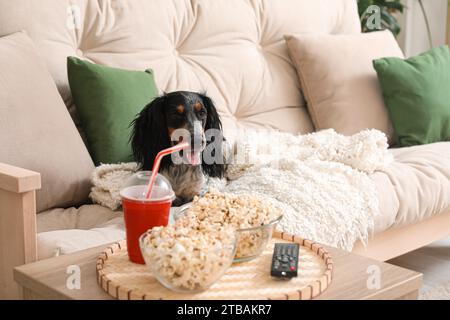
top-left (139, 224), bottom-right (237, 293)
top-left (175, 190), bottom-right (283, 263)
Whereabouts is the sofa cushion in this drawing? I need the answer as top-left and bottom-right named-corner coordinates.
top-left (37, 205), bottom-right (125, 260)
top-left (285, 31), bottom-right (404, 144)
top-left (372, 142), bottom-right (450, 232)
top-left (0, 0), bottom-right (361, 145)
top-left (374, 46), bottom-right (450, 147)
top-left (37, 223), bottom-right (125, 260)
top-left (36, 204), bottom-right (177, 260)
top-left (0, 32), bottom-right (94, 212)
top-left (67, 57), bottom-right (159, 165)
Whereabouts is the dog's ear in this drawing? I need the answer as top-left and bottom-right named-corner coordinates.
top-left (200, 93), bottom-right (226, 178)
top-left (201, 94), bottom-right (222, 131)
top-left (130, 95), bottom-right (172, 171)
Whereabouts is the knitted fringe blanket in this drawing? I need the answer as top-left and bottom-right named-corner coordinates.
top-left (90, 129), bottom-right (393, 251)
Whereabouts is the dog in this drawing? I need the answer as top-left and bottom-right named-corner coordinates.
top-left (130, 91), bottom-right (226, 206)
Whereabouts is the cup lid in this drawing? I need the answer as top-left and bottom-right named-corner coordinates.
top-left (120, 185), bottom-right (175, 202)
top-left (120, 171), bottom-right (175, 202)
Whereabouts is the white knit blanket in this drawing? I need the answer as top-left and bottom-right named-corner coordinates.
top-left (90, 129), bottom-right (393, 251)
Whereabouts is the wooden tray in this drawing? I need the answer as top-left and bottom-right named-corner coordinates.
top-left (96, 231), bottom-right (333, 300)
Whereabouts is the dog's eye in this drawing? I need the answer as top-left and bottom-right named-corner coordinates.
top-left (170, 109), bottom-right (184, 117)
top-left (198, 109), bottom-right (207, 117)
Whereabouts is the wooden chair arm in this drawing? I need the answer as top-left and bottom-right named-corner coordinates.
top-left (0, 163), bottom-right (41, 193)
top-left (0, 162), bottom-right (41, 299)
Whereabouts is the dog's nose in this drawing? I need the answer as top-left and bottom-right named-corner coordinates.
top-left (188, 121), bottom-right (205, 150)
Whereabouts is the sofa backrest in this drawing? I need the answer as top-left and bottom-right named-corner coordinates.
top-left (0, 0), bottom-right (360, 144)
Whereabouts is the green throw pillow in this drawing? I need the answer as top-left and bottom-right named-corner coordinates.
top-left (68, 57), bottom-right (158, 164)
top-left (373, 46), bottom-right (450, 147)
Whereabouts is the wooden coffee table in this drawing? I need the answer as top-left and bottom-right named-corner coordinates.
top-left (14, 242), bottom-right (422, 300)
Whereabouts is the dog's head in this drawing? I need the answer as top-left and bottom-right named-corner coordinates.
top-left (130, 91), bottom-right (226, 178)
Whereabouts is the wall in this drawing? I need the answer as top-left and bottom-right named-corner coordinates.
top-left (447, 0), bottom-right (450, 44)
top-left (397, 0), bottom-right (448, 57)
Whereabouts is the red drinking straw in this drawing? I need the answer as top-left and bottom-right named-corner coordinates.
top-left (145, 142), bottom-right (190, 199)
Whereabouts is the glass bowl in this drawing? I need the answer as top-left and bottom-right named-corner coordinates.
top-left (139, 228), bottom-right (237, 293)
top-left (233, 215), bottom-right (283, 262)
top-left (174, 205), bottom-right (283, 263)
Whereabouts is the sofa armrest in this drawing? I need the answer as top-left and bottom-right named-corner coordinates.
top-left (0, 163), bottom-right (41, 193)
top-left (0, 163), bottom-right (41, 299)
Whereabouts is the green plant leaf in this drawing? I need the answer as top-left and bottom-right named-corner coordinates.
top-left (358, 0), bottom-right (404, 36)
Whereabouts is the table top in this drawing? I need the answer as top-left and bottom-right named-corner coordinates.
top-left (14, 242), bottom-right (422, 300)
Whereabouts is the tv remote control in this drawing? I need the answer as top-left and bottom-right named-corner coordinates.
top-left (270, 243), bottom-right (299, 278)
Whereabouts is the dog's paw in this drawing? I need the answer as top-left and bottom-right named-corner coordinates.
top-left (172, 197), bottom-right (188, 207)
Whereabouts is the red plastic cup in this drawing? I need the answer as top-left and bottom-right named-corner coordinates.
top-left (120, 173), bottom-right (175, 264)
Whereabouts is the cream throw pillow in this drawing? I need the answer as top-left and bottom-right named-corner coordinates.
top-left (285, 30), bottom-right (404, 144)
top-left (0, 32), bottom-right (94, 212)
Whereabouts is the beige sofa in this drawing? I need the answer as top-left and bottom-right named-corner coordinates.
top-left (1, 0), bottom-right (449, 299)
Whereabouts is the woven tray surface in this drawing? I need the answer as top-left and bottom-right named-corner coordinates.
top-left (97, 231), bottom-right (333, 300)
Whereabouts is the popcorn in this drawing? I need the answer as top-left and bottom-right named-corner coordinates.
top-left (141, 190), bottom-right (283, 291)
top-left (177, 190), bottom-right (283, 260)
top-left (179, 190), bottom-right (282, 228)
top-left (141, 224), bottom-right (236, 291)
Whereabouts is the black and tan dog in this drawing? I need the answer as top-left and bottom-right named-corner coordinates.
top-left (130, 91), bottom-right (226, 206)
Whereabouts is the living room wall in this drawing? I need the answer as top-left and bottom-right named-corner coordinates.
top-left (397, 0), bottom-right (448, 56)
top-left (447, 0), bottom-right (450, 44)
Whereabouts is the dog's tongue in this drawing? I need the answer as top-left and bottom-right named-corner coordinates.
top-left (186, 151), bottom-right (201, 166)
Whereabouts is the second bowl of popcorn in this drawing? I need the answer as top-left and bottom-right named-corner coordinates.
top-left (175, 190), bottom-right (283, 262)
